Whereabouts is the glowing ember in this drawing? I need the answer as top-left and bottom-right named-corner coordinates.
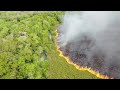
top-left (55, 30), bottom-right (111, 79)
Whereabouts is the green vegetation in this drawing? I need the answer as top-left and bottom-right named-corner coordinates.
top-left (0, 11), bottom-right (99, 79)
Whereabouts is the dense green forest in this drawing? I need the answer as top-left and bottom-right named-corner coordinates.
top-left (0, 11), bottom-right (99, 79)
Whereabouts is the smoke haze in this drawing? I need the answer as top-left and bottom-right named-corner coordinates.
top-left (57, 11), bottom-right (120, 79)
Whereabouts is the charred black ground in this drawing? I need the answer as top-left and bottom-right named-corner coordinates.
top-left (57, 27), bottom-right (120, 79)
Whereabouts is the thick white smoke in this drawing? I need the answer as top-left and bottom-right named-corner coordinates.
top-left (57, 11), bottom-right (120, 78)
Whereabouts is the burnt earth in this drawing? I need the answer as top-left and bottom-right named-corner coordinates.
top-left (56, 29), bottom-right (120, 79)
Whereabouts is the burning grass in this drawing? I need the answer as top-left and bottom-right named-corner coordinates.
top-left (55, 30), bottom-right (112, 79)
top-left (47, 30), bottom-right (100, 79)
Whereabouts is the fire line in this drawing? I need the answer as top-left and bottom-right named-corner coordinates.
top-left (55, 30), bottom-right (112, 79)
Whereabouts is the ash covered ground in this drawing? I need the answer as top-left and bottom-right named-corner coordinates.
top-left (56, 11), bottom-right (120, 79)
top-left (57, 28), bottom-right (120, 79)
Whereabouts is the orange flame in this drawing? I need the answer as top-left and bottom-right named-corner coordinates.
top-left (55, 30), bottom-right (112, 79)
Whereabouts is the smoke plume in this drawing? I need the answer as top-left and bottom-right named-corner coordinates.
top-left (57, 11), bottom-right (120, 79)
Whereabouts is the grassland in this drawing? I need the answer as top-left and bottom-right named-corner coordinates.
top-left (0, 11), bottom-right (99, 79)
